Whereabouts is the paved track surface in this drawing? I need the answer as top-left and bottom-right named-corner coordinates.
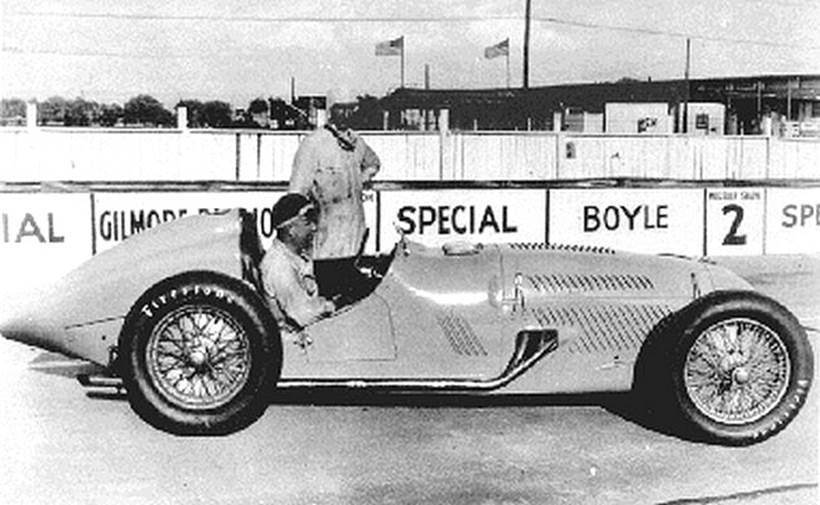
top-left (1, 255), bottom-right (817, 505)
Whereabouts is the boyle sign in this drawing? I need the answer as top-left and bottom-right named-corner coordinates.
top-left (549, 188), bottom-right (704, 256)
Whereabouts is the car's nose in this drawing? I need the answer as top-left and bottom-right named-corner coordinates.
top-left (1, 305), bottom-right (38, 345)
top-left (0, 294), bottom-right (65, 355)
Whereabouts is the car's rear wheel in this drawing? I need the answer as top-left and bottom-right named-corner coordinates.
top-left (640, 291), bottom-right (813, 445)
top-left (119, 271), bottom-right (280, 435)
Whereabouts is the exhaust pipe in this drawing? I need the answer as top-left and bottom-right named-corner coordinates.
top-left (280, 329), bottom-right (558, 391)
top-left (77, 329), bottom-right (559, 393)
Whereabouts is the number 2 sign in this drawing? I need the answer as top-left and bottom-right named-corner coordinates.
top-left (705, 188), bottom-right (764, 256)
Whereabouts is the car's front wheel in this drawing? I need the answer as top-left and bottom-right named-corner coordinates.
top-left (119, 271), bottom-right (281, 435)
top-left (642, 290), bottom-right (813, 445)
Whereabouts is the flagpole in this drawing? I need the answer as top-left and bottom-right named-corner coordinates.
top-left (400, 37), bottom-right (405, 88)
top-left (506, 50), bottom-right (510, 88)
top-left (523, 0), bottom-right (531, 88)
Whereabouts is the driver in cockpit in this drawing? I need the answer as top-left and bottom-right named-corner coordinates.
top-left (261, 193), bottom-right (336, 331)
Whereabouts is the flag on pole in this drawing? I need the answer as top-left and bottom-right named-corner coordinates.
top-left (484, 38), bottom-right (509, 59)
top-left (375, 36), bottom-right (404, 56)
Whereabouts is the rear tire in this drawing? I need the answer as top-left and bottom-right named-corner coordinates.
top-left (119, 271), bottom-right (281, 435)
top-left (639, 290), bottom-right (813, 445)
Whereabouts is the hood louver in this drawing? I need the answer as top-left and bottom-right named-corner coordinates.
top-left (508, 243), bottom-right (616, 255)
top-left (525, 273), bottom-right (654, 294)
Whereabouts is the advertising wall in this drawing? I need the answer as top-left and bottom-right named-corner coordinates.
top-left (1, 184), bottom-right (818, 297)
top-left (765, 188), bottom-right (820, 254)
top-left (379, 189), bottom-right (547, 249)
top-left (0, 193), bottom-right (92, 290)
top-left (549, 188), bottom-right (703, 256)
top-left (705, 187), bottom-right (765, 256)
top-left (92, 191), bottom-right (285, 254)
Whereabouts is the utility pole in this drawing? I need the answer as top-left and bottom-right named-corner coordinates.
top-left (523, 0), bottom-right (532, 88)
top-left (683, 38), bottom-right (690, 134)
top-left (400, 39), bottom-right (405, 88)
top-left (786, 78), bottom-right (792, 120)
top-left (424, 64), bottom-right (431, 130)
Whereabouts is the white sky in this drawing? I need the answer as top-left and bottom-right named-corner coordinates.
top-left (1, 0), bottom-right (819, 108)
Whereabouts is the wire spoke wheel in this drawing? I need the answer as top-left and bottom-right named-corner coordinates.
top-left (147, 305), bottom-right (252, 410)
top-left (121, 272), bottom-right (281, 435)
top-left (684, 317), bottom-right (790, 425)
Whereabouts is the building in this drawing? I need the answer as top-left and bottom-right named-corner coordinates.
top-left (264, 96), bottom-right (324, 130)
top-left (380, 74), bottom-right (820, 135)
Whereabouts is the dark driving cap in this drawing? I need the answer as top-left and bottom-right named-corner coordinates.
top-left (271, 193), bottom-right (314, 228)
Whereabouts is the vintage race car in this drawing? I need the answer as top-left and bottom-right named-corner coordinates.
top-left (0, 209), bottom-right (813, 444)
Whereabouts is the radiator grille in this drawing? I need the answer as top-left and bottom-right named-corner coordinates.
top-left (526, 273), bottom-right (654, 294)
top-left (528, 303), bottom-right (672, 354)
top-left (436, 313), bottom-right (488, 356)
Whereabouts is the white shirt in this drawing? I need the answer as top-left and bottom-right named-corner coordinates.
top-left (260, 239), bottom-right (333, 329)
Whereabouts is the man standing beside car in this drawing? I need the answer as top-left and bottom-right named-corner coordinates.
top-left (261, 193), bottom-right (336, 333)
top-left (288, 89), bottom-right (380, 301)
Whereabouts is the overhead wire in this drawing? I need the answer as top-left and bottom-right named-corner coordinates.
top-left (731, 0), bottom-right (819, 8)
top-left (532, 16), bottom-right (820, 50)
top-left (4, 7), bottom-right (819, 57)
top-left (4, 10), bottom-right (521, 23)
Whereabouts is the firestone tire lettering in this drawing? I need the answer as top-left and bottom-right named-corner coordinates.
top-left (119, 270), bottom-right (281, 436)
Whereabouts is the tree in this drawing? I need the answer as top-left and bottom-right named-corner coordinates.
top-left (175, 99), bottom-right (204, 127)
top-left (268, 97), bottom-right (301, 129)
top-left (99, 103), bottom-right (123, 127)
top-left (200, 100), bottom-right (233, 128)
top-left (239, 97), bottom-right (271, 128)
top-left (39, 96), bottom-right (69, 125)
top-left (64, 98), bottom-right (98, 126)
top-left (248, 97), bottom-right (268, 115)
top-left (1, 98), bottom-right (26, 119)
top-left (124, 94), bottom-right (173, 126)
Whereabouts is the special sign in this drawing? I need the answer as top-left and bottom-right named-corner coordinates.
top-left (764, 187), bottom-right (820, 254)
top-left (0, 192), bottom-right (93, 291)
top-left (705, 188), bottom-right (764, 256)
top-left (549, 188), bottom-right (704, 256)
top-left (379, 189), bottom-right (547, 249)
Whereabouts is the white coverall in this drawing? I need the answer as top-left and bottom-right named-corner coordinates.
top-left (289, 125), bottom-right (380, 259)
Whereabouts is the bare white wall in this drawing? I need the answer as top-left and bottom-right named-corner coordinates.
top-left (1, 128), bottom-right (818, 182)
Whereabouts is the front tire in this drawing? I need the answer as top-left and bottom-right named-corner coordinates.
top-left (645, 291), bottom-right (813, 445)
top-left (119, 271), bottom-right (281, 435)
